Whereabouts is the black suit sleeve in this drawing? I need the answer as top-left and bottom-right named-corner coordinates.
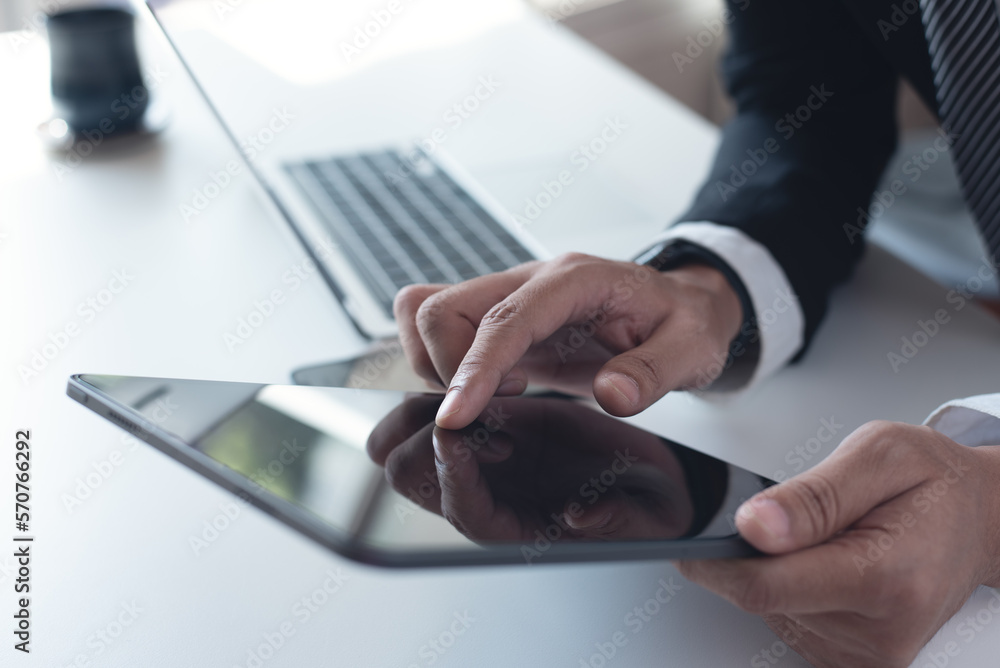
top-left (677, 0), bottom-right (899, 355)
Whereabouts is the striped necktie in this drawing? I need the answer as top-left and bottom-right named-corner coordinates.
top-left (919, 0), bottom-right (1000, 266)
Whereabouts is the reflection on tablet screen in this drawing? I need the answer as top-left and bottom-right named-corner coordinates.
top-left (76, 376), bottom-right (771, 562)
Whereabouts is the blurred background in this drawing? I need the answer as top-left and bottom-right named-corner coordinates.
top-left (1, 0), bottom-right (983, 297)
top-left (0, 0), bottom-right (938, 130)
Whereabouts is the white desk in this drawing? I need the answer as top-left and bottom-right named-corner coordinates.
top-left (3, 1), bottom-right (1000, 666)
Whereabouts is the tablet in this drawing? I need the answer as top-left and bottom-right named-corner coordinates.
top-left (67, 374), bottom-right (772, 567)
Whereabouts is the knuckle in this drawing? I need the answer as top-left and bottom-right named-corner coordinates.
top-left (840, 420), bottom-right (904, 462)
top-left (415, 293), bottom-right (451, 337)
top-left (480, 297), bottom-right (522, 329)
top-left (394, 284), bottom-right (439, 322)
top-left (910, 424), bottom-right (953, 458)
top-left (788, 473), bottom-right (841, 540)
top-left (393, 284), bottom-right (423, 315)
top-left (551, 252), bottom-right (594, 270)
top-left (844, 420), bottom-right (941, 472)
top-left (851, 420), bottom-right (905, 449)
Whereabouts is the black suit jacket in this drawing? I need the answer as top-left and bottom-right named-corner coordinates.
top-left (679, 0), bottom-right (941, 353)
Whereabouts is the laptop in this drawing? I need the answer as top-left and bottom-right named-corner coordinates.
top-left (145, 0), bottom-right (551, 340)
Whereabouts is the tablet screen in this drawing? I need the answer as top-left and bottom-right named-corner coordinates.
top-left (73, 375), bottom-right (771, 564)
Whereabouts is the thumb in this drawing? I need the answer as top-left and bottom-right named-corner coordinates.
top-left (593, 328), bottom-right (716, 417)
top-left (735, 422), bottom-right (931, 554)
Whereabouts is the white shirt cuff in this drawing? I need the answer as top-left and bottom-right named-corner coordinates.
top-left (638, 221), bottom-right (805, 392)
top-left (924, 394), bottom-right (1000, 447)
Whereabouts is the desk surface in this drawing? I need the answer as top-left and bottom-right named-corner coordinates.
top-left (3, 1), bottom-right (1000, 666)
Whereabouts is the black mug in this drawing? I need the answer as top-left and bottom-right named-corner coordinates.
top-left (47, 7), bottom-right (148, 135)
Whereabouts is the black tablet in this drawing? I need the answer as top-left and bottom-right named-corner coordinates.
top-left (67, 374), bottom-right (772, 567)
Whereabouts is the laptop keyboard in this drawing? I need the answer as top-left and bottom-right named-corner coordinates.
top-left (283, 149), bottom-right (535, 318)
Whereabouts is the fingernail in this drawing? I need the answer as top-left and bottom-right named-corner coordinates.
top-left (496, 378), bottom-right (525, 395)
top-left (436, 386), bottom-right (463, 423)
top-left (605, 372), bottom-right (640, 407)
top-left (737, 497), bottom-right (790, 542)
